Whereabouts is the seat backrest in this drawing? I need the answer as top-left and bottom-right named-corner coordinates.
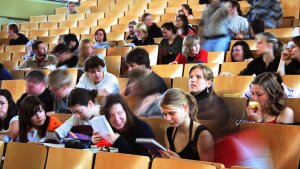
top-left (0, 141), bottom-right (4, 166)
top-left (29, 15), bottom-right (47, 22)
top-left (1, 79), bottom-right (26, 102)
top-left (239, 123), bottom-right (300, 169)
top-left (3, 142), bottom-right (48, 169)
top-left (135, 45), bottom-right (159, 66)
top-left (152, 158), bottom-right (216, 169)
top-left (222, 97), bottom-right (247, 120)
top-left (66, 68), bottom-right (79, 88)
top-left (282, 75), bottom-right (300, 97)
top-left (118, 78), bottom-right (129, 95)
top-left (172, 77), bottom-right (189, 93)
top-left (45, 147), bottom-right (93, 169)
top-left (140, 117), bottom-right (169, 147)
top-left (286, 98), bottom-right (300, 122)
top-left (214, 76), bottom-right (254, 96)
top-left (105, 55), bottom-right (122, 77)
top-left (50, 113), bottom-right (72, 123)
top-left (220, 62), bottom-right (249, 75)
top-left (9, 70), bottom-right (25, 79)
top-left (94, 152), bottom-right (150, 169)
top-left (207, 52), bottom-right (225, 64)
top-left (107, 46), bottom-right (132, 57)
top-left (265, 28), bottom-right (294, 38)
top-left (5, 45), bottom-right (26, 53)
top-left (151, 64), bottom-right (184, 78)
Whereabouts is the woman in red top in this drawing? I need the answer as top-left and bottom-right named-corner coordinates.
top-left (171, 35), bottom-right (208, 64)
top-left (246, 72), bottom-right (294, 124)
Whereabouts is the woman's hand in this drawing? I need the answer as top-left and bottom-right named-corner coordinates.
top-left (280, 50), bottom-right (290, 61)
top-left (105, 133), bottom-right (120, 144)
top-left (91, 132), bottom-right (103, 144)
top-left (169, 61), bottom-right (178, 64)
top-left (98, 89), bottom-right (109, 96)
top-left (246, 105), bottom-right (263, 122)
top-left (158, 149), bottom-right (180, 159)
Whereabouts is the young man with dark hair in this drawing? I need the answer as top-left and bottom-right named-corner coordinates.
top-left (141, 13), bottom-right (163, 38)
top-left (76, 56), bottom-right (119, 96)
top-left (66, 2), bottom-right (78, 14)
top-left (125, 48), bottom-right (167, 96)
top-left (126, 21), bottom-right (137, 40)
top-left (17, 70), bottom-right (54, 112)
top-left (6, 23), bottom-right (29, 45)
top-left (52, 43), bottom-right (78, 68)
top-left (18, 40), bottom-right (57, 69)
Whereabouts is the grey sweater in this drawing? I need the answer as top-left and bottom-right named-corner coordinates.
top-left (202, 3), bottom-right (229, 38)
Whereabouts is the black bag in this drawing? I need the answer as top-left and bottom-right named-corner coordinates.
top-left (64, 139), bottom-right (92, 149)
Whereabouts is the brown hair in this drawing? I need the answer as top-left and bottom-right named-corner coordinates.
top-left (18, 96), bottom-right (50, 143)
top-left (78, 39), bottom-right (93, 67)
top-left (68, 88), bottom-right (98, 107)
top-left (160, 88), bottom-right (198, 122)
top-left (251, 72), bottom-right (287, 116)
top-left (100, 94), bottom-right (137, 131)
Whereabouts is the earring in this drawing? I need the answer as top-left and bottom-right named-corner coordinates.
top-left (206, 88), bottom-right (209, 93)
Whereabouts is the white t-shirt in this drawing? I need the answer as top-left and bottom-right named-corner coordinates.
top-left (76, 71), bottom-right (119, 94)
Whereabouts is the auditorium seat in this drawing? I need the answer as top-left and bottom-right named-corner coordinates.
top-left (70, 26), bottom-right (90, 35)
top-left (76, 6), bottom-right (92, 13)
top-left (78, 19), bottom-right (98, 27)
top-left (9, 70), bottom-right (25, 79)
top-left (0, 141), bottom-right (3, 166)
top-left (85, 12), bottom-right (105, 20)
top-left (222, 97), bottom-right (247, 120)
top-left (214, 76), bottom-right (254, 97)
top-left (3, 142), bottom-right (47, 169)
top-left (220, 62), bottom-right (249, 75)
top-left (0, 31), bottom-right (8, 38)
top-left (265, 28), bottom-right (294, 38)
top-left (106, 31), bottom-right (125, 41)
top-left (29, 29), bottom-right (49, 38)
top-left (5, 45), bottom-right (26, 53)
top-left (94, 152), bottom-right (150, 169)
top-left (148, 1), bottom-right (168, 9)
top-left (91, 6), bottom-right (110, 13)
top-left (105, 55), bottom-right (122, 77)
top-left (140, 117), bottom-right (169, 147)
top-left (118, 16), bottom-right (139, 25)
top-left (55, 7), bottom-right (67, 14)
top-left (239, 123), bottom-right (300, 169)
top-left (45, 147), bottom-right (93, 169)
top-left (49, 28), bottom-right (70, 36)
top-left (282, 75), bottom-right (300, 97)
top-left (286, 98), bottom-right (300, 122)
top-left (38, 36), bottom-right (58, 44)
top-left (50, 113), bottom-right (72, 123)
top-left (80, 0), bottom-right (97, 7)
top-left (91, 24), bottom-right (111, 33)
top-left (94, 48), bottom-right (107, 56)
top-left (66, 13), bottom-right (86, 21)
top-left (207, 52), bottom-right (225, 64)
top-left (172, 77), bottom-right (189, 92)
top-left (48, 14), bottom-right (66, 22)
top-left (168, 0), bottom-right (187, 7)
top-left (152, 64), bottom-right (184, 78)
top-left (0, 60), bottom-right (19, 70)
top-left (161, 13), bottom-right (177, 22)
top-left (107, 46), bottom-right (132, 57)
top-left (0, 52), bottom-right (11, 61)
top-left (118, 78), bottom-right (129, 95)
top-left (29, 15), bottom-right (47, 23)
top-left (39, 22), bottom-right (59, 29)
top-left (152, 158), bottom-right (217, 169)
top-left (20, 22), bottom-right (39, 31)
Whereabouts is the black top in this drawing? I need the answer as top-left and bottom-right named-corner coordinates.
top-left (125, 72), bottom-right (167, 97)
top-left (9, 33), bottom-right (29, 45)
top-left (131, 36), bottom-right (154, 46)
top-left (147, 23), bottom-right (163, 38)
top-left (167, 120), bottom-right (209, 160)
top-left (159, 36), bottom-right (183, 64)
top-left (56, 55), bottom-right (78, 68)
top-left (194, 88), bottom-right (231, 122)
top-left (113, 118), bottom-right (154, 156)
top-left (17, 88), bottom-right (54, 112)
top-left (126, 34), bottom-right (137, 40)
top-left (285, 59), bottom-right (300, 75)
top-left (239, 56), bottom-right (281, 75)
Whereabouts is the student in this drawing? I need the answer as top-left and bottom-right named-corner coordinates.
top-left (159, 22), bottom-right (183, 64)
top-left (180, 4), bottom-right (194, 19)
top-left (92, 94), bottom-right (154, 156)
top-left (63, 34), bottom-right (79, 56)
top-left (6, 23), bottom-right (29, 45)
top-left (48, 69), bottom-right (73, 114)
top-left (246, 72), bottom-right (294, 124)
top-left (0, 89), bottom-right (18, 140)
top-left (17, 70), bottom-right (54, 112)
top-left (76, 56), bottom-right (119, 96)
top-left (126, 21), bottom-right (137, 40)
top-left (189, 64), bottom-right (230, 122)
top-left (230, 41), bottom-right (253, 62)
top-left (141, 13), bottom-right (163, 38)
top-left (131, 22), bottom-right (154, 46)
top-left (277, 28), bottom-right (300, 75)
top-left (55, 88), bottom-right (100, 138)
top-left (18, 40), bottom-right (57, 69)
top-left (171, 35), bottom-right (208, 64)
top-left (51, 43), bottom-right (78, 69)
top-left (0, 63), bottom-right (13, 80)
top-left (176, 15), bottom-right (195, 38)
top-left (18, 96), bottom-right (62, 143)
top-left (159, 88), bottom-right (214, 161)
top-left (93, 28), bottom-right (111, 49)
top-left (239, 32), bottom-right (283, 75)
top-left (66, 2), bottom-right (78, 14)
top-left (125, 48), bottom-right (167, 96)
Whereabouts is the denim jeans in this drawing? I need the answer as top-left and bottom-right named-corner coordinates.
top-left (201, 35), bottom-right (231, 52)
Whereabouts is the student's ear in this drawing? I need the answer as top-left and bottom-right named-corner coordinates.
top-left (87, 100), bottom-right (94, 108)
top-left (183, 103), bottom-right (189, 114)
top-left (206, 80), bottom-right (212, 88)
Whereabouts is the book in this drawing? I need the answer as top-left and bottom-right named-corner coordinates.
top-left (135, 138), bottom-right (166, 157)
top-left (90, 115), bottom-right (114, 137)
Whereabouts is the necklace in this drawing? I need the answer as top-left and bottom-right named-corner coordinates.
top-left (261, 113), bottom-right (269, 122)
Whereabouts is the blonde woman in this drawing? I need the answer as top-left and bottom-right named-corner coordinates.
top-left (131, 22), bottom-right (154, 46)
top-left (170, 35), bottom-right (208, 64)
top-left (158, 88), bottom-right (214, 161)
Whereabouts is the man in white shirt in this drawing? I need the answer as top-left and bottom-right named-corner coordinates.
top-left (76, 56), bottom-right (119, 96)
